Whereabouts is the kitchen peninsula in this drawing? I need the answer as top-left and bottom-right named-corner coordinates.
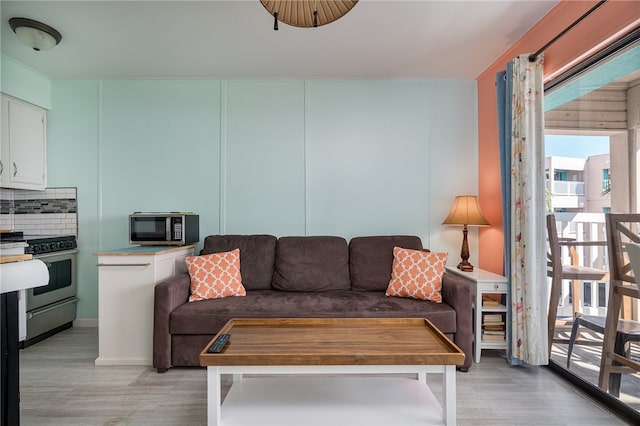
top-left (1, 258), bottom-right (48, 425)
top-left (94, 245), bottom-right (195, 366)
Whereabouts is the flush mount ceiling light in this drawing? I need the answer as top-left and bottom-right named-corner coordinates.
top-left (260, 0), bottom-right (358, 30)
top-left (9, 17), bottom-right (62, 51)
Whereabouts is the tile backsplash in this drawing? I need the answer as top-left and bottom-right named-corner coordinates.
top-left (0, 187), bottom-right (78, 236)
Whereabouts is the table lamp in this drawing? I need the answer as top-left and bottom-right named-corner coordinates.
top-left (442, 195), bottom-right (490, 272)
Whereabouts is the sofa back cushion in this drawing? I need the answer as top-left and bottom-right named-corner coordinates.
top-left (200, 235), bottom-right (277, 290)
top-left (273, 236), bottom-right (350, 292)
top-left (349, 235), bottom-right (423, 291)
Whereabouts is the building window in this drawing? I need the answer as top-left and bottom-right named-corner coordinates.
top-left (554, 170), bottom-right (567, 181)
top-left (602, 168), bottom-right (610, 194)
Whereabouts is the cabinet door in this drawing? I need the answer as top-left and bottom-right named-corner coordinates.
top-left (0, 97), bottom-right (9, 186)
top-left (97, 259), bottom-right (155, 364)
top-left (4, 97), bottom-right (47, 190)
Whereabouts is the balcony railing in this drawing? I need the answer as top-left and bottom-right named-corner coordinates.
top-left (550, 180), bottom-right (585, 196)
top-left (551, 212), bottom-right (608, 317)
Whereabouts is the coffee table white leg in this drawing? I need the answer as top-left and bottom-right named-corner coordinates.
top-left (442, 365), bottom-right (456, 426)
top-left (207, 366), bottom-right (221, 426)
top-left (418, 372), bottom-right (427, 383)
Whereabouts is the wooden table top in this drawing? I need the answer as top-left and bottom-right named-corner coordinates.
top-left (199, 318), bottom-right (465, 367)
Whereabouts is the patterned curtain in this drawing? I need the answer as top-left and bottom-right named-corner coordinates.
top-left (497, 54), bottom-right (548, 365)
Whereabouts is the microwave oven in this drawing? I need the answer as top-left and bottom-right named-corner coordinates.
top-left (129, 213), bottom-right (199, 246)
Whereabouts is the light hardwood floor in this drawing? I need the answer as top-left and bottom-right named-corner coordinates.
top-left (19, 327), bottom-right (630, 426)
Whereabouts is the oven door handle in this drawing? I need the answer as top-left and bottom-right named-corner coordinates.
top-left (28, 297), bottom-right (78, 319)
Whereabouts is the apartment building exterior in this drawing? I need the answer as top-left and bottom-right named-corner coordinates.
top-left (545, 154), bottom-right (611, 214)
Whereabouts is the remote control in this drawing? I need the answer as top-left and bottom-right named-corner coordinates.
top-left (208, 334), bottom-right (230, 353)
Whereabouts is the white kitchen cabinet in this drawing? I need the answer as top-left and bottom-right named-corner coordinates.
top-left (0, 94), bottom-right (47, 190)
top-left (94, 245), bottom-right (195, 366)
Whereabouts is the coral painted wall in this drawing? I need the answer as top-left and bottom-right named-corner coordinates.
top-left (476, 0), bottom-right (640, 274)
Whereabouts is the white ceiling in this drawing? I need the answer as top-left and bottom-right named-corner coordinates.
top-left (0, 0), bottom-right (559, 80)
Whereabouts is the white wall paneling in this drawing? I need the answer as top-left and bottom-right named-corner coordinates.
top-left (305, 80), bottom-right (431, 242)
top-left (427, 80), bottom-right (480, 261)
top-left (47, 78), bottom-right (478, 319)
top-left (48, 80), bottom-right (100, 319)
top-left (99, 80), bottom-right (222, 250)
top-left (223, 81), bottom-right (306, 236)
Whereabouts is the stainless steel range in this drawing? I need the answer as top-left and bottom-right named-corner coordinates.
top-left (1, 233), bottom-right (78, 346)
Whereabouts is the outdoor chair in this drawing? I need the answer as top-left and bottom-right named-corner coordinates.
top-left (547, 214), bottom-right (608, 354)
top-left (599, 214), bottom-right (640, 396)
top-left (566, 312), bottom-right (640, 396)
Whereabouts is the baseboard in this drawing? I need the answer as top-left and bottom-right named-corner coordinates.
top-left (95, 357), bottom-right (152, 366)
top-left (73, 318), bottom-right (98, 328)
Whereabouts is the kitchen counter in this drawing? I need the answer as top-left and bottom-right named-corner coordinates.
top-left (95, 244), bottom-right (195, 365)
top-left (93, 244), bottom-right (196, 256)
top-left (0, 254), bottom-right (32, 264)
top-left (1, 258), bottom-right (49, 426)
top-left (0, 258), bottom-right (48, 294)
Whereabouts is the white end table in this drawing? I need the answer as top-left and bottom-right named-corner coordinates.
top-left (446, 266), bottom-right (509, 363)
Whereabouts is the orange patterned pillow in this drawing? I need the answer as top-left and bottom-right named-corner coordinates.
top-left (186, 249), bottom-right (246, 302)
top-left (385, 247), bottom-right (448, 303)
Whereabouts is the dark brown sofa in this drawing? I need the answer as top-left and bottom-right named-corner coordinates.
top-left (153, 234), bottom-right (473, 372)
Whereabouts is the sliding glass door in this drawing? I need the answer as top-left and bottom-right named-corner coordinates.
top-left (545, 34), bottom-right (640, 415)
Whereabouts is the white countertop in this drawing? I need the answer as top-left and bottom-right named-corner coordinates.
top-left (0, 259), bottom-right (49, 294)
top-left (94, 244), bottom-right (196, 256)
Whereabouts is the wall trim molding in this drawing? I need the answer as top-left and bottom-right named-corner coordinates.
top-left (219, 80), bottom-right (228, 234)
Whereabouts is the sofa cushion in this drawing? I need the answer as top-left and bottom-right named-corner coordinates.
top-left (170, 289), bottom-right (456, 336)
top-left (186, 250), bottom-right (246, 301)
top-left (386, 247), bottom-right (447, 303)
top-left (201, 234), bottom-right (277, 290)
top-left (272, 236), bottom-right (350, 291)
top-left (349, 235), bottom-right (423, 291)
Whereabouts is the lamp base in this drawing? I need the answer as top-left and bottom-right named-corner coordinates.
top-left (457, 261), bottom-right (474, 272)
top-left (457, 225), bottom-right (474, 272)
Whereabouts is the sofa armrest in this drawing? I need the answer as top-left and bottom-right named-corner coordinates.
top-left (153, 272), bottom-right (191, 371)
top-left (441, 271), bottom-right (473, 370)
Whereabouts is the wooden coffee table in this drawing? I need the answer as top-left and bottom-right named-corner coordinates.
top-left (200, 318), bottom-right (465, 426)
